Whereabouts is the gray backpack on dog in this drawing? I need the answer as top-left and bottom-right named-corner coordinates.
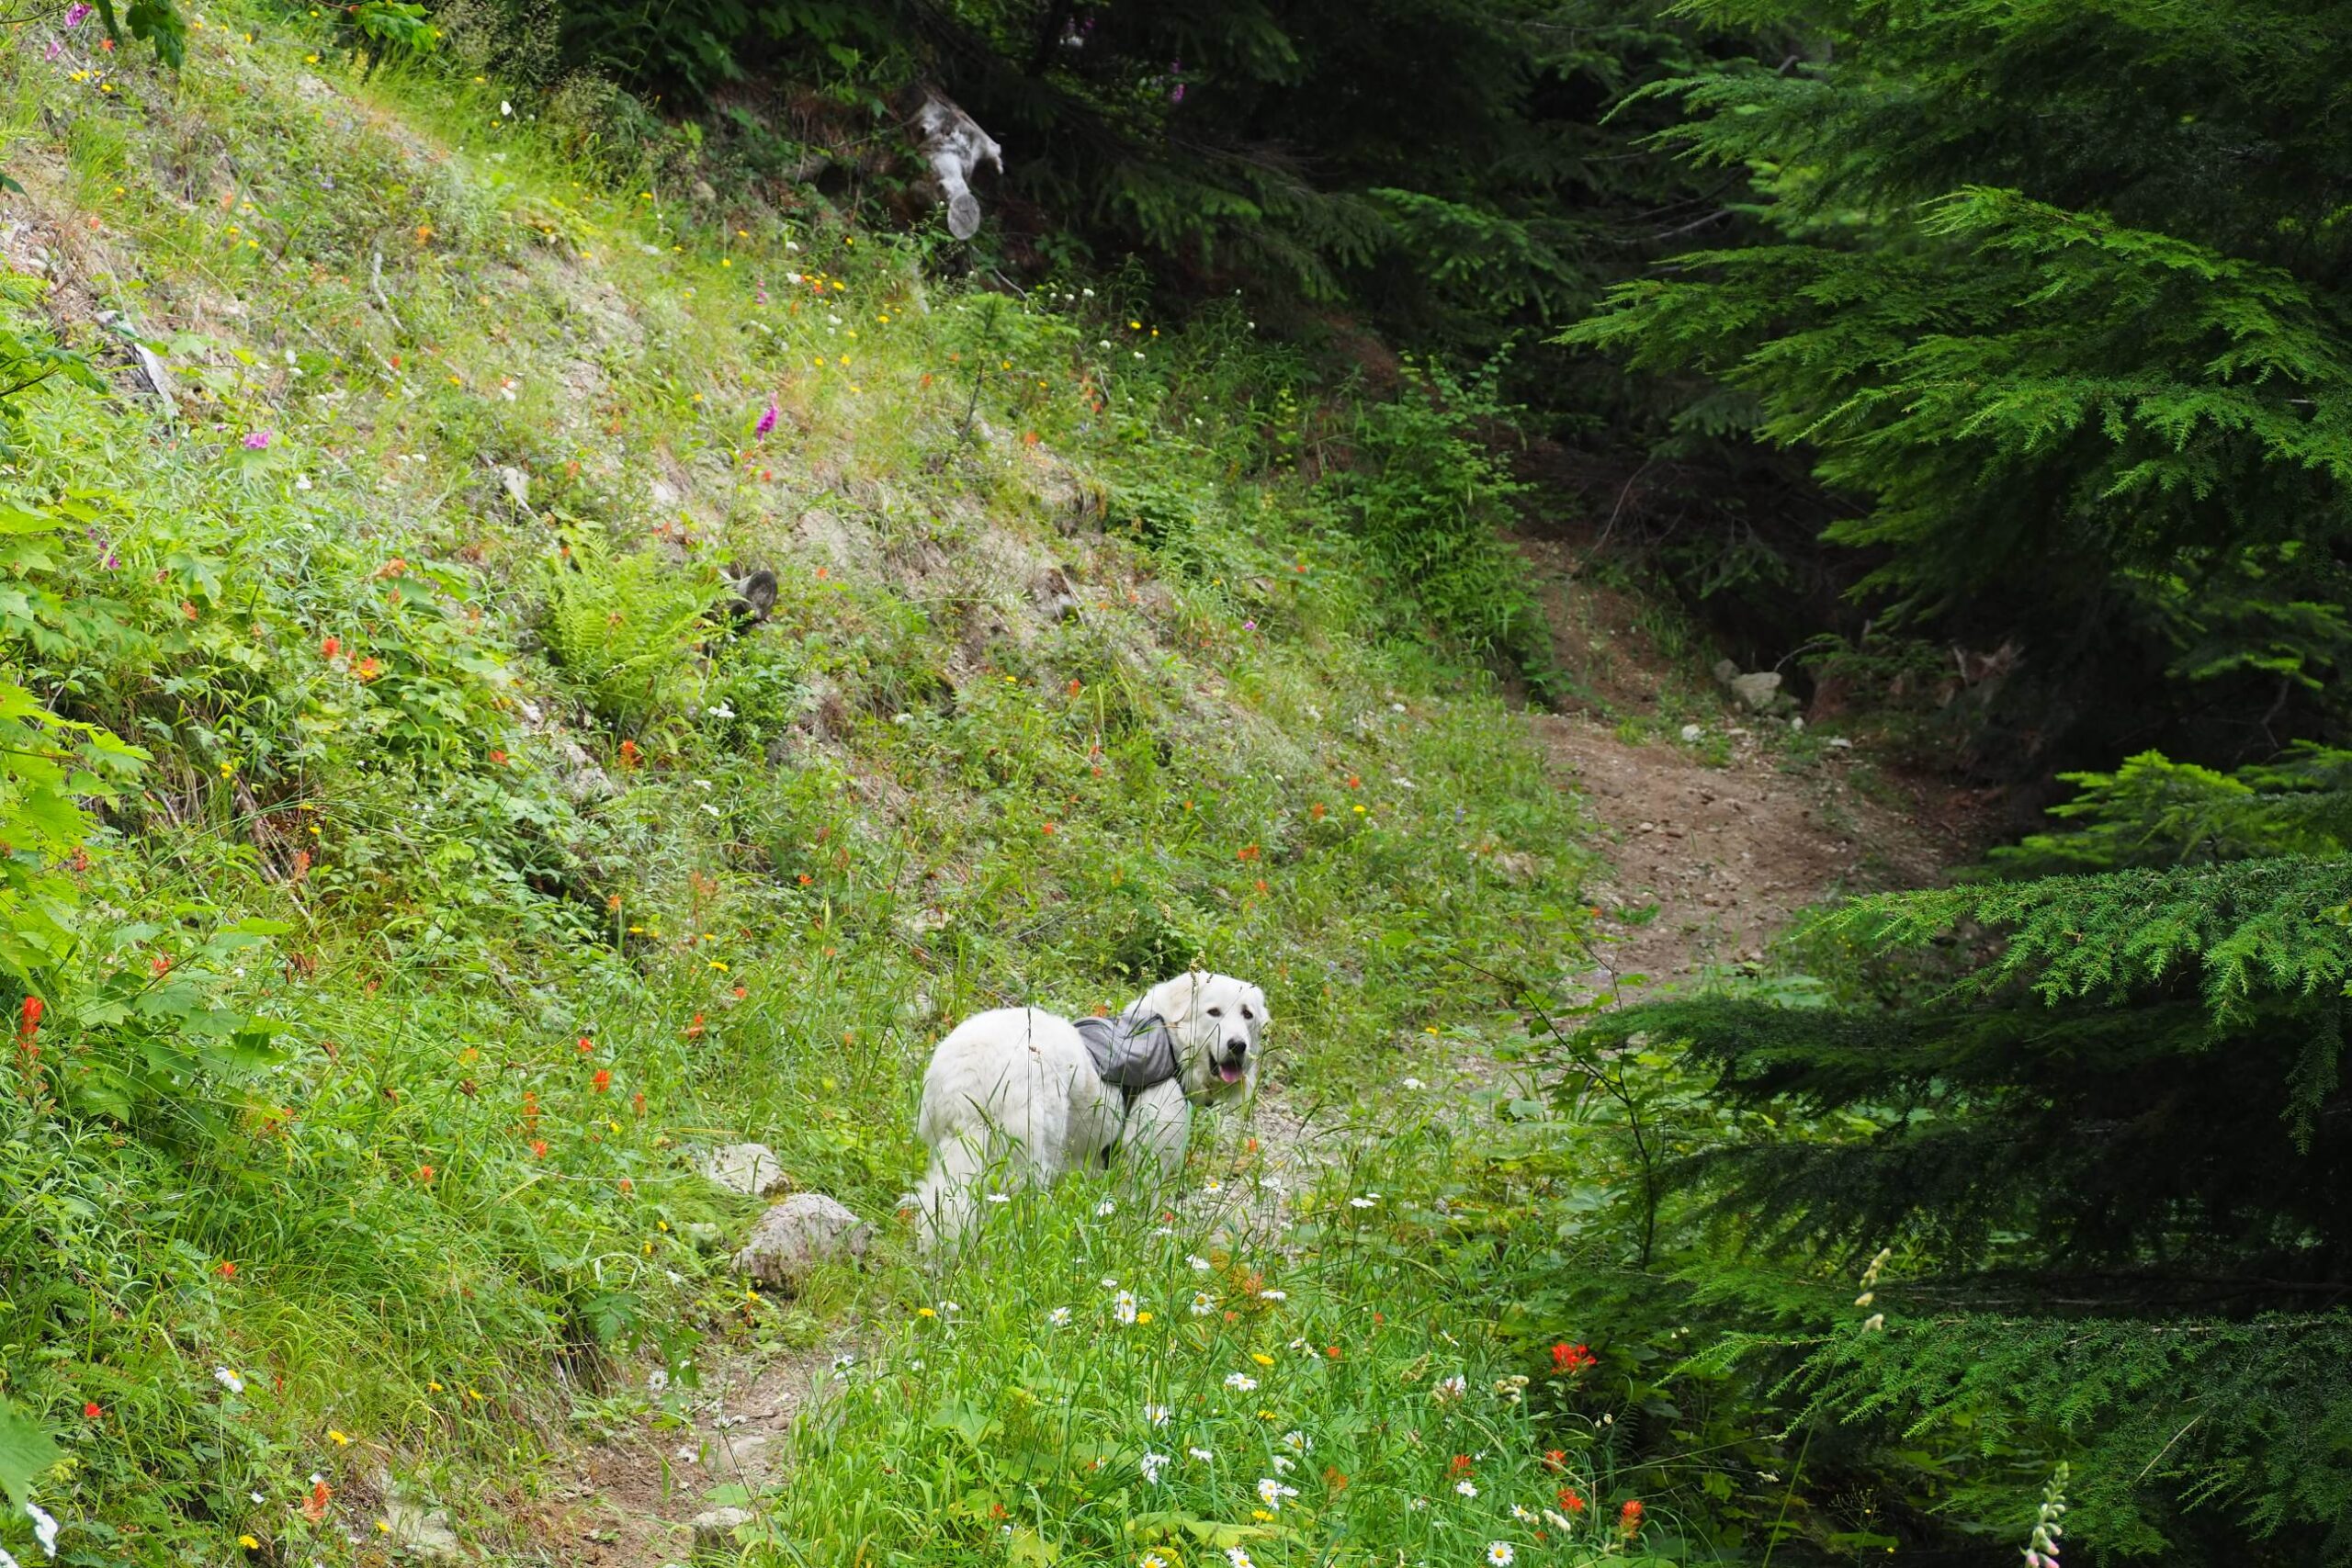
top-left (1072, 1003), bottom-right (1179, 1104)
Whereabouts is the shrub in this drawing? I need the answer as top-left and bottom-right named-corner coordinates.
top-left (538, 530), bottom-right (724, 730)
top-left (1319, 362), bottom-right (1553, 694)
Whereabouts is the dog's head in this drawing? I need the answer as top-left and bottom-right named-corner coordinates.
top-left (1139, 971), bottom-right (1269, 1101)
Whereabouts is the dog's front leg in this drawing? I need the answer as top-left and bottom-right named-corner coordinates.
top-left (1116, 1077), bottom-right (1192, 1184)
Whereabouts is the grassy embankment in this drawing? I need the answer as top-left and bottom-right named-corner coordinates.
top-left (0, 11), bottom-right (1678, 1563)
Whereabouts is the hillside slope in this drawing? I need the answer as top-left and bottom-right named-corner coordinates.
top-left (0, 11), bottom-right (1674, 1565)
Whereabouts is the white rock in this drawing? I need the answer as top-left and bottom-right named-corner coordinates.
top-left (734, 1192), bottom-right (872, 1288)
top-left (703, 1142), bottom-right (789, 1197)
top-left (691, 1506), bottom-right (753, 1550)
top-left (1679, 723), bottom-right (1703, 742)
top-left (382, 1501), bottom-right (460, 1561)
top-left (1712, 658), bottom-right (1785, 712)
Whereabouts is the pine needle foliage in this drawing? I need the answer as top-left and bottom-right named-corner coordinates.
top-left (1561, 0), bottom-right (2352, 766)
top-left (1580, 786), bottom-right (2352, 1557)
top-left (1991, 746), bottom-right (2352, 872)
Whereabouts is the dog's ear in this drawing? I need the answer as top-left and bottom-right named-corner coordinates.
top-left (1144, 972), bottom-right (1203, 1025)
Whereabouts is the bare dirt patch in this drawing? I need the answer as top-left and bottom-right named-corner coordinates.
top-left (1534, 716), bottom-right (1978, 989)
top-left (536, 1338), bottom-right (848, 1567)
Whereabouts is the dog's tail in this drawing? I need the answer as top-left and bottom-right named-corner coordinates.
top-left (913, 1132), bottom-right (989, 1253)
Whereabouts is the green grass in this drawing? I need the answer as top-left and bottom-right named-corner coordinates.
top-left (0, 8), bottom-right (1697, 1565)
top-left (768, 1122), bottom-right (1665, 1567)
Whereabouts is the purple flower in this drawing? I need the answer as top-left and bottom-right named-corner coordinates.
top-left (243, 431), bottom-right (272, 450)
top-left (44, 38), bottom-right (60, 59)
top-left (1242, 619), bottom-right (1256, 630)
top-left (755, 401), bottom-right (777, 438)
top-left (62, 2), bottom-right (91, 27)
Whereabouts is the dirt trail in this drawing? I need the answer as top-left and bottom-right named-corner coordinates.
top-left (1537, 714), bottom-right (1962, 989)
top-left (530, 1344), bottom-right (842, 1565)
top-left (1517, 533), bottom-right (1978, 989)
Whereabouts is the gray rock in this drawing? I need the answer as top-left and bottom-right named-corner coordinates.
top-left (734, 1192), bottom-right (872, 1288)
top-left (690, 1506), bottom-right (752, 1551)
top-left (1713, 660), bottom-right (1784, 712)
top-left (703, 1142), bottom-right (789, 1197)
top-left (382, 1501), bottom-right (461, 1561)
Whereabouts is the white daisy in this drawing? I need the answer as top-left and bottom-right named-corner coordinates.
top-left (1224, 1372), bottom-right (1258, 1392)
top-left (1048, 1306), bottom-right (1072, 1327)
top-left (1255, 1477), bottom-right (1298, 1510)
top-left (1139, 1451), bottom-right (1170, 1484)
top-left (1187, 1255), bottom-right (1213, 1271)
top-left (1188, 1446), bottom-right (1214, 1462)
top-left (1144, 1403), bottom-right (1170, 1426)
top-left (212, 1367), bottom-right (244, 1393)
top-left (1457, 1478), bottom-right (1479, 1497)
top-left (1190, 1292), bottom-right (1216, 1316)
top-left (1486, 1544), bottom-right (1515, 1567)
top-left (1115, 1291), bottom-right (1139, 1325)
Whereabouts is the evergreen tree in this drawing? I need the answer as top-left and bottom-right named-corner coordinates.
top-left (496, 0), bottom-right (1762, 378)
top-left (1572, 753), bottom-right (2352, 1561)
top-left (1563, 0), bottom-right (2352, 771)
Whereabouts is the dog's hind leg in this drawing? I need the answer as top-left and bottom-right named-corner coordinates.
top-left (914, 1132), bottom-right (989, 1252)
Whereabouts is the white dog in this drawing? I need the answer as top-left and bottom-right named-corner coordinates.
top-left (910, 971), bottom-right (1269, 1247)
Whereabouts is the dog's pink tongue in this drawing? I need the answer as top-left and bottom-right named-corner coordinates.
top-left (1217, 1063), bottom-right (1244, 1083)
